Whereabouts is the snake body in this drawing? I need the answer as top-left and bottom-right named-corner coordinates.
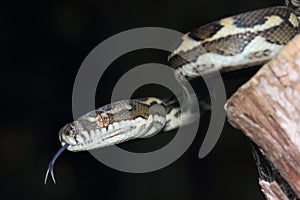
top-left (45, 3), bottom-right (300, 184)
top-left (169, 6), bottom-right (299, 78)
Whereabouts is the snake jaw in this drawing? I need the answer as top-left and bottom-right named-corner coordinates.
top-left (60, 134), bottom-right (77, 146)
top-left (44, 144), bottom-right (69, 184)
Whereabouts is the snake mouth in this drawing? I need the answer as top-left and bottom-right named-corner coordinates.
top-left (66, 125), bottom-right (137, 151)
top-left (60, 134), bottom-right (77, 145)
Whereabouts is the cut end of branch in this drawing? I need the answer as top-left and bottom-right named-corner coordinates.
top-left (225, 34), bottom-right (300, 198)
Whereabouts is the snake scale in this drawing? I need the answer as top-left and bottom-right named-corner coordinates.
top-left (45, 1), bottom-right (300, 184)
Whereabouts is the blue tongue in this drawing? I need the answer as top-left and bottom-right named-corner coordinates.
top-left (44, 143), bottom-right (69, 184)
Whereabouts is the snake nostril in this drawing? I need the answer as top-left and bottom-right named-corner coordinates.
top-left (59, 123), bottom-right (76, 141)
top-left (66, 123), bottom-right (76, 136)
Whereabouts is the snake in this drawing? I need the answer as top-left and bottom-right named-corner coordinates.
top-left (45, 1), bottom-right (300, 184)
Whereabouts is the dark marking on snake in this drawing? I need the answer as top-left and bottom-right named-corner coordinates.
top-left (174, 110), bottom-right (181, 118)
top-left (246, 49), bottom-right (273, 59)
top-left (261, 21), bottom-right (300, 45)
top-left (169, 31), bottom-right (258, 68)
top-left (233, 7), bottom-right (291, 27)
top-left (188, 22), bottom-right (224, 41)
top-left (128, 101), bottom-right (150, 120)
top-left (168, 45), bottom-right (207, 69)
top-left (192, 64), bottom-right (215, 74)
top-left (202, 31), bottom-right (257, 56)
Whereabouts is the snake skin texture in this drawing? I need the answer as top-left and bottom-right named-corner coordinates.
top-left (169, 6), bottom-right (300, 79)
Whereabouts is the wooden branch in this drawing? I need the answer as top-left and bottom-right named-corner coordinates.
top-left (259, 180), bottom-right (290, 200)
top-left (225, 34), bottom-right (300, 199)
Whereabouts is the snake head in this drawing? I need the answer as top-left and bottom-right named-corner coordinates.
top-left (58, 98), bottom-right (166, 152)
top-left (45, 98), bottom-right (166, 184)
top-left (58, 118), bottom-right (100, 149)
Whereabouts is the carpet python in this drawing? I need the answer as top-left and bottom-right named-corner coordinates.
top-left (45, 1), bottom-right (300, 184)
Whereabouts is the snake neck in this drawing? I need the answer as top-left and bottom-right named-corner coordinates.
top-left (162, 94), bottom-right (210, 132)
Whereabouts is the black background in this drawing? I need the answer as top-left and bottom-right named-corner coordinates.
top-left (1, 0), bottom-right (284, 199)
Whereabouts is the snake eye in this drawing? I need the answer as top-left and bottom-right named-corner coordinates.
top-left (96, 112), bottom-right (110, 127)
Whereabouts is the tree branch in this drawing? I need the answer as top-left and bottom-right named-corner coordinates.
top-left (225, 34), bottom-right (300, 199)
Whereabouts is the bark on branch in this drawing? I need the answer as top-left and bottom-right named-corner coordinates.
top-left (225, 34), bottom-right (300, 199)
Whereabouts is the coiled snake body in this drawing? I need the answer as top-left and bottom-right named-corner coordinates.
top-left (45, 3), bottom-right (300, 184)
